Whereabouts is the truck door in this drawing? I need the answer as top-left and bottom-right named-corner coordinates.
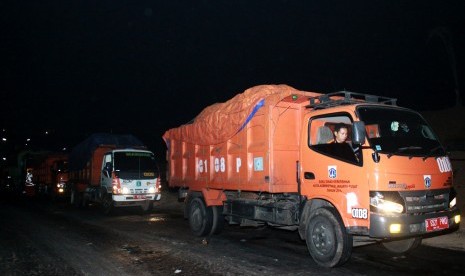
top-left (101, 153), bottom-right (113, 192)
top-left (300, 113), bottom-right (369, 226)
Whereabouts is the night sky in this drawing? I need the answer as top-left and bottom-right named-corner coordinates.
top-left (1, 1), bottom-right (465, 161)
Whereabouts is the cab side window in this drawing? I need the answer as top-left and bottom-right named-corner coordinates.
top-left (102, 153), bottom-right (112, 178)
top-left (309, 115), bottom-right (360, 164)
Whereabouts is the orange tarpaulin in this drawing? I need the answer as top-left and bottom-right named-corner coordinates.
top-left (163, 84), bottom-right (310, 145)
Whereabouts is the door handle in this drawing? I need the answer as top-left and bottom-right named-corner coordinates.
top-left (304, 172), bottom-right (315, 179)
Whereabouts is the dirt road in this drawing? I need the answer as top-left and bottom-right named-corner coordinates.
top-left (1, 192), bottom-right (464, 276)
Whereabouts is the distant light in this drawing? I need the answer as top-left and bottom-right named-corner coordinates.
top-left (1, 137), bottom-right (6, 141)
top-left (45, 131), bottom-right (49, 135)
top-left (26, 138), bottom-right (31, 142)
top-left (2, 157), bottom-right (6, 161)
top-left (62, 147), bottom-right (67, 151)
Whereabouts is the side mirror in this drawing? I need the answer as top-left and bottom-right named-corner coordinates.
top-left (105, 162), bottom-right (113, 171)
top-left (352, 121), bottom-right (366, 145)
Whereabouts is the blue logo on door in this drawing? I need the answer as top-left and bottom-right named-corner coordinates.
top-left (328, 166), bottom-right (337, 179)
top-left (137, 181), bottom-right (141, 187)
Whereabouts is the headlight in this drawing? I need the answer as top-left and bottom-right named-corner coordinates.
top-left (148, 186), bottom-right (156, 194)
top-left (370, 192), bottom-right (404, 213)
top-left (122, 187), bottom-right (130, 194)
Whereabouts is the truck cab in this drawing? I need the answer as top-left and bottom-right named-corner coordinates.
top-left (99, 149), bottom-right (161, 213)
top-left (298, 92), bottom-right (460, 266)
top-left (69, 134), bottom-right (161, 214)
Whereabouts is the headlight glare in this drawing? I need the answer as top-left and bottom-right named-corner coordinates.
top-left (370, 193), bottom-right (404, 213)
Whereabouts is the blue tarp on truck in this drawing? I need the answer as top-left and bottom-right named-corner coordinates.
top-left (69, 133), bottom-right (146, 171)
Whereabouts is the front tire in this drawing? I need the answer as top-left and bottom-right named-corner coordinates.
top-left (382, 237), bottom-right (422, 254)
top-left (306, 207), bottom-right (352, 268)
top-left (140, 200), bottom-right (154, 213)
top-left (188, 197), bottom-right (213, 236)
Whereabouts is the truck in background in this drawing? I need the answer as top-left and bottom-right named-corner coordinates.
top-left (35, 152), bottom-right (69, 200)
top-left (163, 84), bottom-right (461, 267)
top-left (17, 150), bottom-right (47, 198)
top-left (69, 133), bottom-right (161, 213)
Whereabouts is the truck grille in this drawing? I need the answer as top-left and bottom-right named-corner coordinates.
top-left (399, 189), bottom-right (449, 214)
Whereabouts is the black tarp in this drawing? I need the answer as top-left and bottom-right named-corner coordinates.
top-left (69, 133), bottom-right (146, 171)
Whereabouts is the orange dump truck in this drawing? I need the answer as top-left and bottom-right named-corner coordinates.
top-left (163, 84), bottom-right (461, 267)
top-left (69, 133), bottom-right (161, 213)
top-left (35, 153), bottom-right (69, 199)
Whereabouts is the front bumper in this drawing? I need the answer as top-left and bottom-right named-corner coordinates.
top-left (369, 208), bottom-right (460, 238)
top-left (112, 193), bottom-right (161, 204)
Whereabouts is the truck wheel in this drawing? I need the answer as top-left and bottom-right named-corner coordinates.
top-left (140, 200), bottom-right (154, 213)
top-left (81, 194), bottom-right (89, 208)
top-left (70, 189), bottom-right (82, 208)
top-left (70, 190), bottom-right (76, 205)
top-left (210, 205), bottom-right (225, 235)
top-left (188, 197), bottom-right (213, 236)
top-left (306, 207), bottom-right (352, 268)
top-left (102, 193), bottom-right (113, 214)
top-left (382, 237), bottom-right (422, 254)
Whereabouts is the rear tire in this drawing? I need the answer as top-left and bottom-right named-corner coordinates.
top-left (70, 189), bottom-right (82, 208)
top-left (382, 237), bottom-right (422, 254)
top-left (305, 207), bottom-right (352, 268)
top-left (210, 205), bottom-right (225, 235)
top-left (188, 197), bottom-right (213, 236)
top-left (101, 193), bottom-right (113, 215)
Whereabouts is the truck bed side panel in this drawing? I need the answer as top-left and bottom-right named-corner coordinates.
top-left (166, 89), bottom-right (309, 194)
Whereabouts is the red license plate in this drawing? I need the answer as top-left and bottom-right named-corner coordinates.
top-left (425, 216), bottom-right (449, 232)
top-left (134, 195), bottom-right (146, 199)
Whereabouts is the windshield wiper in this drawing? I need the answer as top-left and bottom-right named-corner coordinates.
top-left (422, 145), bottom-right (443, 161)
top-left (387, 146), bottom-right (422, 159)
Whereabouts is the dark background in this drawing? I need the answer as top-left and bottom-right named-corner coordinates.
top-left (1, 0), bottom-right (464, 161)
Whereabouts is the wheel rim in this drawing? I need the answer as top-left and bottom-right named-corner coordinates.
top-left (311, 222), bottom-right (335, 255)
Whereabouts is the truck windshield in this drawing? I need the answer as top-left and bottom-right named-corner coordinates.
top-left (113, 152), bottom-right (159, 179)
top-left (357, 106), bottom-right (445, 157)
